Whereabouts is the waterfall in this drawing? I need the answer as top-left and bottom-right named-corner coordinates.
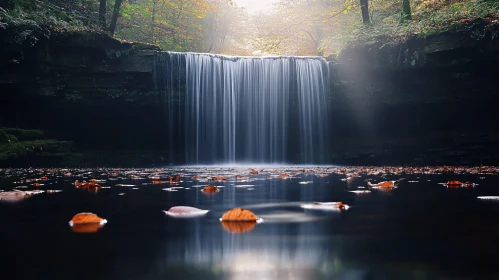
top-left (155, 52), bottom-right (331, 165)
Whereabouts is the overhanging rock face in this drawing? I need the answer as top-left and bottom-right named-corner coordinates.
top-left (0, 28), bottom-right (160, 98)
top-left (328, 19), bottom-right (499, 165)
top-left (336, 18), bottom-right (499, 70)
top-left (332, 19), bottom-right (499, 104)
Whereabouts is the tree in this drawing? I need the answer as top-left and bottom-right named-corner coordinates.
top-left (151, 0), bottom-right (158, 44)
top-left (360, 0), bottom-right (370, 25)
top-left (98, 0), bottom-right (107, 29)
top-left (265, 0), bottom-right (335, 56)
top-left (202, 0), bottom-right (234, 53)
top-left (109, 0), bottom-right (124, 36)
top-left (402, 0), bottom-right (412, 21)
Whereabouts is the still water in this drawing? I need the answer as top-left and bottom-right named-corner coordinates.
top-left (1, 166), bottom-right (499, 280)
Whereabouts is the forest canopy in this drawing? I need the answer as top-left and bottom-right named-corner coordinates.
top-left (1, 0), bottom-right (498, 56)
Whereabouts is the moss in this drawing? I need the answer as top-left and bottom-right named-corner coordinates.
top-left (7, 134), bottom-right (18, 142)
top-left (0, 127), bottom-right (45, 141)
top-left (0, 142), bottom-right (27, 161)
top-left (0, 131), bottom-right (8, 143)
top-left (0, 131), bottom-right (19, 143)
top-left (19, 139), bottom-right (72, 153)
top-left (0, 128), bottom-right (167, 167)
top-left (0, 128), bottom-right (72, 164)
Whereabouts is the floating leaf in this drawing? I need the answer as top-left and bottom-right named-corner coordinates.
top-left (164, 206), bottom-right (209, 218)
top-left (301, 202), bottom-right (348, 211)
top-left (69, 213), bottom-right (107, 226)
top-left (220, 208), bottom-right (260, 222)
top-left (202, 185), bottom-right (219, 193)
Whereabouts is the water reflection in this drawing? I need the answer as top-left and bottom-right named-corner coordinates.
top-left (2, 167), bottom-right (499, 279)
top-left (165, 219), bottom-right (336, 279)
top-left (70, 223), bottom-right (104, 233)
top-left (159, 169), bottom-right (499, 279)
top-left (163, 221), bottom-right (490, 280)
top-left (221, 221), bottom-right (257, 234)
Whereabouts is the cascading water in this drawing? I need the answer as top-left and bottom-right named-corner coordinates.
top-left (154, 52), bottom-right (331, 165)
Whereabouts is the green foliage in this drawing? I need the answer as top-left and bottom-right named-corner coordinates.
top-left (0, 130), bottom-right (19, 143)
top-left (6, 134), bottom-right (19, 142)
top-left (0, 139), bottom-right (72, 162)
top-left (0, 130), bottom-right (9, 143)
top-left (0, 127), bottom-right (45, 141)
top-left (0, 3), bottom-right (81, 45)
top-left (0, 0), bottom-right (120, 45)
top-left (116, 0), bottom-right (231, 52)
top-left (262, 0), bottom-right (499, 55)
top-left (19, 139), bottom-right (72, 153)
top-left (0, 126), bottom-right (72, 163)
top-left (0, 142), bottom-right (27, 161)
top-left (0, 129), bottom-right (25, 160)
top-left (251, 36), bottom-right (284, 55)
top-left (334, 0), bottom-right (499, 49)
top-left (414, 0), bottom-right (499, 32)
top-left (1, 0), bottom-right (237, 52)
top-left (2, 0), bottom-right (498, 55)
top-left (0, 126), bottom-right (82, 165)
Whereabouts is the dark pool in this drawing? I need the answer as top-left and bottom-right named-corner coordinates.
top-left (1, 166), bottom-right (499, 280)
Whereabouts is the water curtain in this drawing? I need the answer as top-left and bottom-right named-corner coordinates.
top-left (155, 52), bottom-right (331, 164)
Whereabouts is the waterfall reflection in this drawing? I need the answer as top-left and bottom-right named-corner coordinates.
top-left (165, 218), bottom-right (341, 279)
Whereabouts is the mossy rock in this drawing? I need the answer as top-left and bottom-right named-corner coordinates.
top-left (0, 130), bottom-right (20, 143)
top-left (7, 134), bottom-right (18, 142)
top-left (0, 142), bottom-right (27, 161)
top-left (19, 139), bottom-right (72, 153)
top-left (0, 127), bottom-right (45, 141)
top-left (0, 131), bottom-right (8, 143)
top-left (0, 138), bottom-right (72, 164)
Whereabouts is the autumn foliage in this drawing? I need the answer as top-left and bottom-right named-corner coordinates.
top-left (167, 175), bottom-right (181, 183)
top-left (70, 213), bottom-right (106, 224)
top-left (202, 185), bottom-right (219, 193)
top-left (221, 208), bottom-right (259, 221)
top-left (74, 180), bottom-right (102, 190)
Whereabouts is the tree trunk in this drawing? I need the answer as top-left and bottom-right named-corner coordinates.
top-left (99, 0), bottom-right (107, 29)
top-left (360, 0), bottom-right (370, 25)
top-left (402, 0), bottom-right (412, 21)
top-left (109, 0), bottom-right (124, 37)
top-left (152, 0), bottom-right (156, 44)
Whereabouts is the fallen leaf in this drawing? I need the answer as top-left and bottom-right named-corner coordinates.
top-left (164, 206), bottom-right (209, 217)
top-left (220, 208), bottom-right (259, 221)
top-left (301, 202), bottom-right (348, 211)
top-left (69, 213), bottom-right (107, 226)
top-left (202, 185), bottom-right (219, 193)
